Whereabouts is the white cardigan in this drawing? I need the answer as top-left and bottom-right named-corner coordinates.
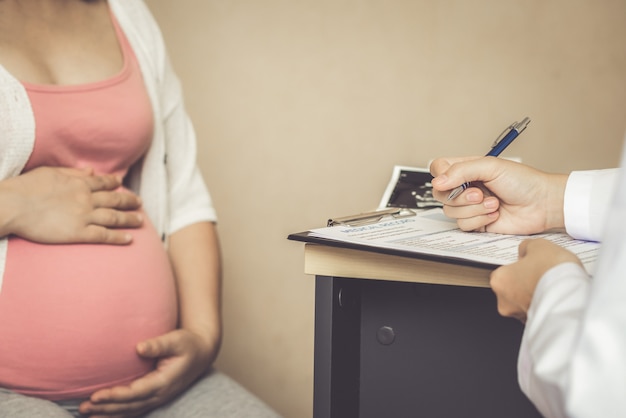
top-left (0, 0), bottom-right (217, 291)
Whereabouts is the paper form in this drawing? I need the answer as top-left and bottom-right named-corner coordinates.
top-left (309, 209), bottom-right (600, 273)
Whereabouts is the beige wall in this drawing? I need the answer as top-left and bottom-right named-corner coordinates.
top-left (146, 1), bottom-right (626, 417)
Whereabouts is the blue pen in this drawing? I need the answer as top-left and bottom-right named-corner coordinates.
top-left (447, 117), bottom-right (531, 201)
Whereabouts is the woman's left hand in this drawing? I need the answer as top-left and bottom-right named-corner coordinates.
top-left (80, 328), bottom-right (219, 418)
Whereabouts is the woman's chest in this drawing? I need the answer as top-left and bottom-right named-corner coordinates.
top-left (0, 0), bottom-right (122, 86)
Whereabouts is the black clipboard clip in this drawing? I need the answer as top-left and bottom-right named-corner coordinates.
top-left (327, 207), bottom-right (416, 227)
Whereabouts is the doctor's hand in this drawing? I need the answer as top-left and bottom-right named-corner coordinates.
top-left (0, 166), bottom-right (143, 244)
top-left (429, 156), bottom-right (569, 235)
top-left (490, 238), bottom-right (583, 323)
top-left (80, 328), bottom-right (220, 418)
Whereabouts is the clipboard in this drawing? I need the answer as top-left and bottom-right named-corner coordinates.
top-left (287, 229), bottom-right (498, 269)
top-left (288, 208), bottom-right (499, 269)
top-left (290, 205), bottom-right (600, 273)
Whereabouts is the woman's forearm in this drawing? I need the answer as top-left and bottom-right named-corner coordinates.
top-left (167, 221), bottom-right (223, 352)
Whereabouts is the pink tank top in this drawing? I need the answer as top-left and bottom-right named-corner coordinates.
top-left (0, 13), bottom-right (177, 400)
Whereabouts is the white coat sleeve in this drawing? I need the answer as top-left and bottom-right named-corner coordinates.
top-left (517, 262), bottom-right (590, 418)
top-left (518, 139), bottom-right (626, 418)
top-left (563, 169), bottom-right (618, 242)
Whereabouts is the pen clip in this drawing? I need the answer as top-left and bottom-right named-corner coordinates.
top-left (491, 124), bottom-right (515, 148)
top-left (490, 117), bottom-right (531, 148)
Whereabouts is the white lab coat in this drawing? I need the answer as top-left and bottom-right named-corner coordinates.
top-left (518, 140), bottom-right (625, 418)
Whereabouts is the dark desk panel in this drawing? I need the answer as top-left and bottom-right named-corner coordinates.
top-left (314, 276), bottom-right (541, 418)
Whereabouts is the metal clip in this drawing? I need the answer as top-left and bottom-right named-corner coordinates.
top-left (327, 207), bottom-right (416, 227)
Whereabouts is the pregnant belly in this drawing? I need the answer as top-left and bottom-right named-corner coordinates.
top-left (0, 219), bottom-right (178, 400)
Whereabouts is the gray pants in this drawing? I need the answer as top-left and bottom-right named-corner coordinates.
top-left (0, 370), bottom-right (281, 418)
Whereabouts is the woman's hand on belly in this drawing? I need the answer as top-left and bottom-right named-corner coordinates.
top-left (78, 328), bottom-right (220, 417)
top-left (1, 166), bottom-right (143, 244)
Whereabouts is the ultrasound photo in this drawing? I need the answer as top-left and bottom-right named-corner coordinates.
top-left (379, 166), bottom-right (443, 210)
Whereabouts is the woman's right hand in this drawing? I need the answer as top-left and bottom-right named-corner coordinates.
top-left (0, 166), bottom-right (143, 244)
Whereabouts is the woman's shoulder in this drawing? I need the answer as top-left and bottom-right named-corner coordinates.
top-left (108, 0), bottom-right (169, 79)
top-left (109, 0), bottom-right (165, 53)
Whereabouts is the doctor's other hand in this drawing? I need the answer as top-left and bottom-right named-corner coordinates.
top-left (0, 166), bottom-right (143, 245)
top-left (430, 156), bottom-right (568, 235)
top-left (489, 238), bottom-right (584, 323)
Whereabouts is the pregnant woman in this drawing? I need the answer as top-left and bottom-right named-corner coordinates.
top-left (0, 1), bottom-right (279, 417)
